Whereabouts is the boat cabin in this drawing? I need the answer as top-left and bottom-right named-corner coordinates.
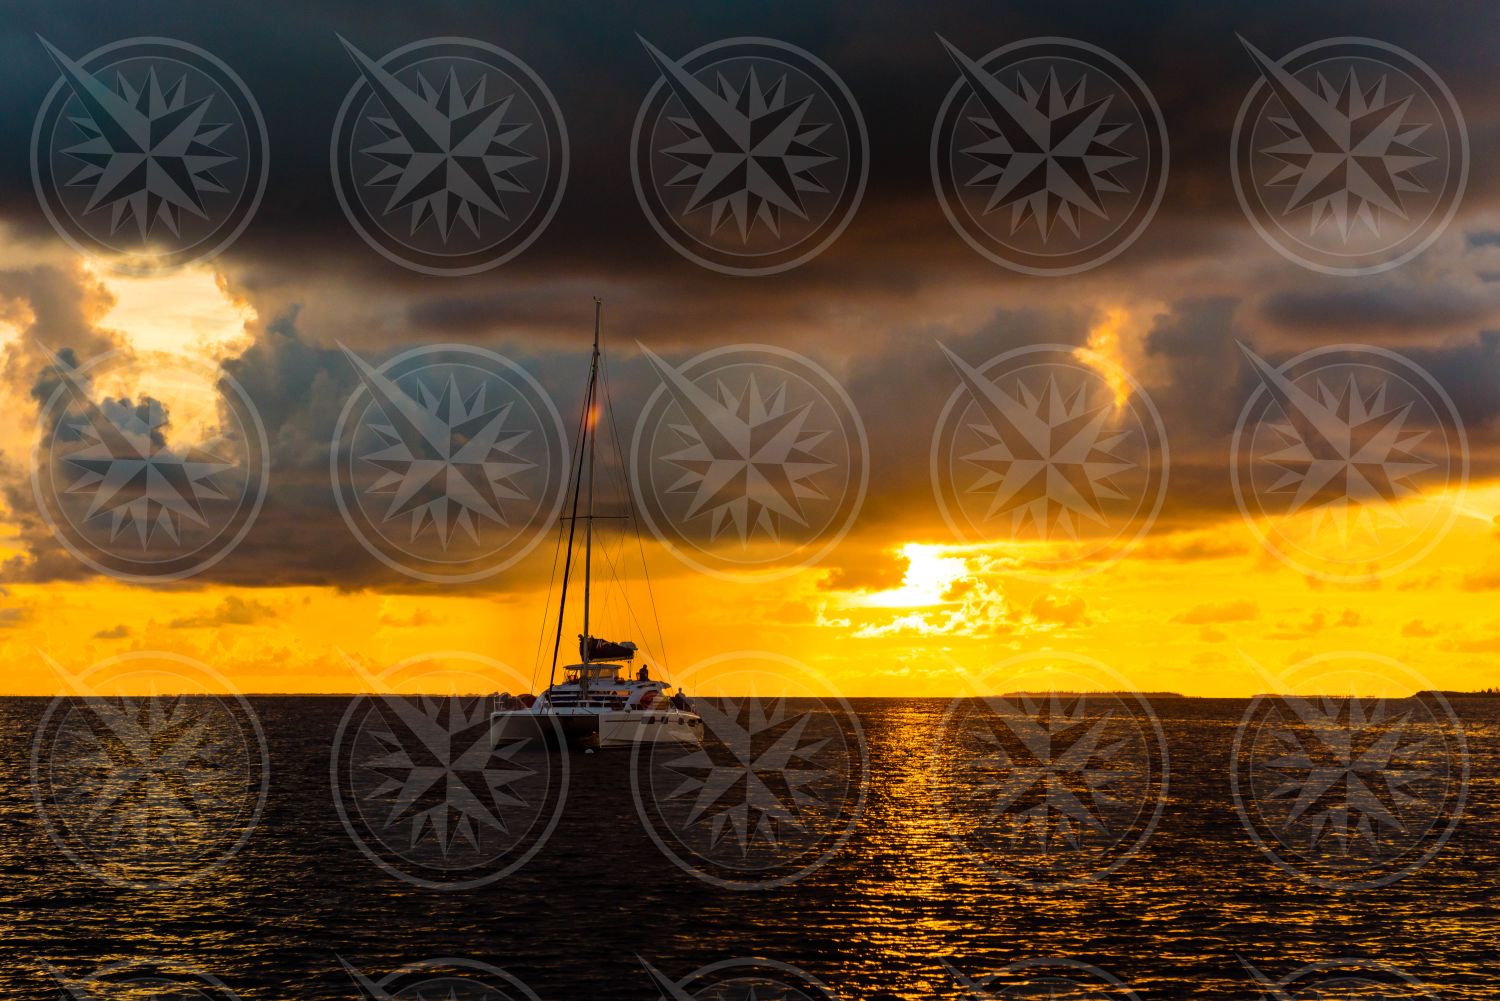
top-left (564, 663), bottom-right (624, 684)
top-left (535, 660), bottom-right (682, 712)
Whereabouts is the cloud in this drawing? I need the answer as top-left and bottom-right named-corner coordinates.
top-left (1461, 564), bottom-right (1500, 591)
top-left (1135, 531), bottom-right (1249, 562)
top-left (0, 261), bottom-right (122, 394)
top-left (1260, 280), bottom-right (1500, 341)
top-left (1028, 593), bottom-right (1088, 628)
top-left (1264, 608), bottom-right (1367, 641)
top-left (1442, 633), bottom-right (1500, 654)
top-left (1173, 599), bottom-right (1258, 625)
top-left (169, 595), bottom-right (275, 629)
top-left (1403, 620), bottom-right (1440, 638)
top-left (92, 624), bottom-right (131, 639)
top-left (377, 606), bottom-right (440, 628)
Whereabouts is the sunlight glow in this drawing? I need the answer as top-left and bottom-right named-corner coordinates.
top-left (861, 542), bottom-right (970, 608)
top-left (1075, 306), bottom-right (1132, 410)
top-left (85, 259), bottom-right (256, 360)
top-left (73, 259), bottom-right (259, 436)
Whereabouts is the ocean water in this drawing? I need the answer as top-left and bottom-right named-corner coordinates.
top-left (0, 695), bottom-right (1496, 999)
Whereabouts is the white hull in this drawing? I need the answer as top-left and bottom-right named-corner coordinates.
top-left (492, 706), bottom-right (702, 750)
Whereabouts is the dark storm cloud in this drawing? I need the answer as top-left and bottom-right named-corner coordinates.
top-left (843, 304), bottom-right (1092, 533)
top-left (1138, 296), bottom-right (1500, 522)
top-left (6, 281), bottom-right (1500, 589)
top-left (1260, 281), bottom-right (1500, 340)
top-left (205, 311), bottom-right (600, 591)
top-left (0, 300), bottom-right (600, 591)
top-left (0, 0), bottom-right (1497, 339)
top-left (5, 0), bottom-right (1500, 588)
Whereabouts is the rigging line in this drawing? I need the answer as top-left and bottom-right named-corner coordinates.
top-left (527, 356), bottom-right (591, 694)
top-left (527, 493), bottom-right (569, 694)
top-left (598, 345), bottom-right (675, 685)
top-left (549, 326), bottom-right (599, 686)
top-left (599, 522), bottom-right (639, 646)
top-left (529, 366), bottom-right (591, 693)
top-left (596, 539), bottom-right (668, 672)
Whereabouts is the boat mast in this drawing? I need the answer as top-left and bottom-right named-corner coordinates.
top-left (547, 299), bottom-right (601, 689)
top-left (582, 298), bottom-right (601, 670)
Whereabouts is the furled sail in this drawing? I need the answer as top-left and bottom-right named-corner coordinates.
top-left (580, 634), bottom-right (637, 661)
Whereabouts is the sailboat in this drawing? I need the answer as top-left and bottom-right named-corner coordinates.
top-left (491, 300), bottom-right (704, 750)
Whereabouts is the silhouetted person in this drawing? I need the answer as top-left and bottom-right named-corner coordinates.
top-left (638, 665), bottom-right (650, 682)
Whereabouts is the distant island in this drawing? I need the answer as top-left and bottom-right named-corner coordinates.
top-left (1420, 689), bottom-right (1500, 698)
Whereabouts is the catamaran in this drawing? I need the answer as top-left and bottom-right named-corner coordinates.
top-left (491, 301), bottom-right (703, 750)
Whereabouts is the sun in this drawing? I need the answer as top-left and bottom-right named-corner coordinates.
top-left (861, 542), bottom-right (969, 608)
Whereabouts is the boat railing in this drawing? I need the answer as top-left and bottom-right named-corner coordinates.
top-left (542, 695), bottom-right (629, 709)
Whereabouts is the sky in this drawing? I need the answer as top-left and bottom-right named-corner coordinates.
top-left (2, 0), bottom-right (1500, 696)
